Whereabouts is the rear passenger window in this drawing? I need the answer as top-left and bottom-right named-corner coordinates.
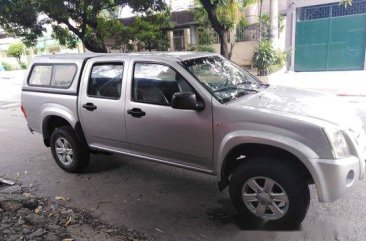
top-left (88, 63), bottom-right (123, 99)
top-left (29, 64), bottom-right (76, 88)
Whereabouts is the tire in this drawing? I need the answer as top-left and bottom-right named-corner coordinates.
top-left (50, 126), bottom-right (90, 173)
top-left (229, 156), bottom-right (310, 227)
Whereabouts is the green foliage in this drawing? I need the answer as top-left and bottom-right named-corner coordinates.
top-left (97, 17), bottom-right (134, 52)
top-left (243, 0), bottom-right (257, 7)
top-left (1, 62), bottom-right (12, 71)
top-left (7, 42), bottom-right (25, 63)
top-left (131, 11), bottom-right (173, 51)
top-left (195, 0), bottom-right (241, 30)
top-left (215, 0), bottom-right (241, 29)
top-left (0, 0), bottom-right (42, 46)
top-left (20, 62), bottom-right (27, 69)
top-left (197, 27), bottom-right (215, 45)
top-left (259, 14), bottom-right (285, 40)
top-left (51, 25), bottom-right (79, 49)
top-left (196, 0), bottom-right (249, 58)
top-left (340, 0), bottom-right (353, 7)
top-left (197, 45), bottom-right (215, 52)
top-left (187, 44), bottom-right (215, 52)
top-left (252, 40), bottom-right (287, 76)
top-left (0, 0), bottom-right (169, 52)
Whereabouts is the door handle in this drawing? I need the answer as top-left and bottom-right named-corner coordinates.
top-left (82, 103), bottom-right (97, 111)
top-left (127, 108), bottom-right (146, 118)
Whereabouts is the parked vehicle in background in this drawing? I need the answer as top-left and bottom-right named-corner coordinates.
top-left (21, 52), bottom-right (366, 226)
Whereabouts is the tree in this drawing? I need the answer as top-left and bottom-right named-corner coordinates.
top-left (199, 0), bottom-right (256, 58)
top-left (97, 18), bottom-right (135, 52)
top-left (7, 42), bottom-right (25, 64)
top-left (0, 0), bottom-right (167, 52)
top-left (96, 10), bottom-right (173, 52)
top-left (131, 12), bottom-right (173, 51)
top-left (197, 0), bottom-right (241, 58)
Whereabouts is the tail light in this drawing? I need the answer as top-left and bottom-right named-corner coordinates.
top-left (21, 105), bottom-right (27, 118)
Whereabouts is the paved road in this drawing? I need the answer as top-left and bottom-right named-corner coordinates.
top-left (1, 74), bottom-right (366, 240)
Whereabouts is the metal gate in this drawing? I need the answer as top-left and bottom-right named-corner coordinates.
top-left (295, 1), bottom-right (366, 71)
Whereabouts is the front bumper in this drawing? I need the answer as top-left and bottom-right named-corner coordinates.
top-left (313, 155), bottom-right (365, 202)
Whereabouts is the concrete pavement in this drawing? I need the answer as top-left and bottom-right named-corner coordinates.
top-left (2, 106), bottom-right (366, 241)
top-left (0, 70), bottom-right (25, 105)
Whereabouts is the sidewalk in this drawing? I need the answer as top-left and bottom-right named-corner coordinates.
top-left (265, 70), bottom-right (366, 96)
top-left (0, 70), bottom-right (26, 81)
top-left (0, 70), bottom-right (26, 103)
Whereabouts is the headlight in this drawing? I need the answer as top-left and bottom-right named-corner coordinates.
top-left (323, 128), bottom-right (351, 159)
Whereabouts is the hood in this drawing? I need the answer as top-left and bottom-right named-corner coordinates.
top-left (230, 85), bottom-right (362, 129)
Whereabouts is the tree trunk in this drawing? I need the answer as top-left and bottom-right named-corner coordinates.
top-left (148, 42), bottom-right (152, 52)
top-left (82, 41), bottom-right (108, 53)
top-left (199, 0), bottom-right (229, 58)
top-left (219, 31), bottom-right (229, 58)
top-left (269, 0), bottom-right (279, 48)
top-left (228, 42), bottom-right (235, 60)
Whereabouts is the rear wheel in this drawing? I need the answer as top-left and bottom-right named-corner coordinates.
top-left (50, 126), bottom-right (90, 173)
top-left (229, 157), bottom-right (310, 227)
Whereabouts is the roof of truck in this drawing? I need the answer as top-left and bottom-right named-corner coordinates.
top-left (32, 52), bottom-right (217, 62)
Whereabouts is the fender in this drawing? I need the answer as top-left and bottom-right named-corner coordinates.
top-left (215, 130), bottom-right (322, 195)
top-left (41, 104), bottom-right (78, 130)
top-left (41, 104), bottom-right (78, 146)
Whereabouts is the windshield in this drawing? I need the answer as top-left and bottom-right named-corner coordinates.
top-left (181, 55), bottom-right (268, 103)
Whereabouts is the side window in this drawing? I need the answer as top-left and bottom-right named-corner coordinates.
top-left (29, 64), bottom-right (76, 87)
top-left (51, 65), bottom-right (77, 87)
top-left (29, 66), bottom-right (52, 86)
top-left (88, 63), bottom-right (123, 99)
top-left (133, 63), bottom-right (193, 105)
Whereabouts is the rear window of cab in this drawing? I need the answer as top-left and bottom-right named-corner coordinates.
top-left (28, 64), bottom-right (77, 88)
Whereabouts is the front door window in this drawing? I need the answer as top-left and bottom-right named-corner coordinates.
top-left (132, 63), bottom-right (193, 105)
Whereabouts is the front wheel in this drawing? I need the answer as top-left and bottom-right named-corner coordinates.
top-left (229, 157), bottom-right (310, 227)
top-left (50, 126), bottom-right (90, 173)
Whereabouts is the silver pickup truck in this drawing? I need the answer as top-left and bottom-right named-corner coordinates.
top-left (21, 52), bottom-right (365, 226)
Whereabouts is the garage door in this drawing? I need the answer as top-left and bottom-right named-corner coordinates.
top-left (295, 1), bottom-right (366, 71)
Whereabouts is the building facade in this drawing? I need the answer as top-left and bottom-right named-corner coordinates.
top-left (0, 28), bottom-right (83, 68)
top-left (116, 1), bottom-right (288, 66)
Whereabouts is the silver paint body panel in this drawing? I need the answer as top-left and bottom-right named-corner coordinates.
top-left (21, 52), bottom-right (366, 203)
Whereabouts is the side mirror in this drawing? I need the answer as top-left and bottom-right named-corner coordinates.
top-left (171, 92), bottom-right (204, 111)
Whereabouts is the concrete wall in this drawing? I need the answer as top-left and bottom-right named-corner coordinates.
top-left (244, 0), bottom-right (288, 24)
top-left (212, 41), bottom-right (258, 66)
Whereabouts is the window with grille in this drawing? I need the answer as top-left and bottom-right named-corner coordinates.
top-left (236, 25), bottom-right (259, 42)
top-left (299, 0), bottom-right (366, 21)
top-left (173, 29), bottom-right (185, 51)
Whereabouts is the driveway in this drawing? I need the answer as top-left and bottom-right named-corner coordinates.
top-left (1, 71), bottom-right (366, 240)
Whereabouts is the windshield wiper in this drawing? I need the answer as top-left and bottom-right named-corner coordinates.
top-left (219, 89), bottom-right (259, 103)
top-left (260, 83), bottom-right (270, 87)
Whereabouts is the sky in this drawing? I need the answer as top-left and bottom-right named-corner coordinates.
top-left (119, 0), bottom-right (194, 18)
